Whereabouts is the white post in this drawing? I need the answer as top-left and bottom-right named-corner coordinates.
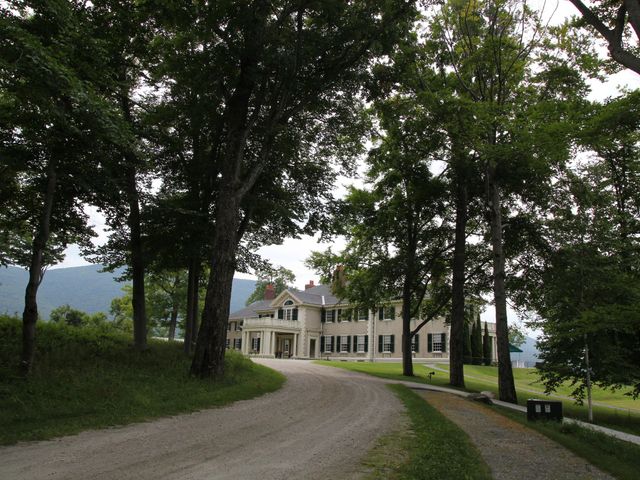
top-left (294, 334), bottom-right (298, 357)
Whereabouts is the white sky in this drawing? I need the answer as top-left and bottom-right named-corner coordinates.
top-left (53, 1), bottom-right (640, 336)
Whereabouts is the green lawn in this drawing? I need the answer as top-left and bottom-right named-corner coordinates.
top-left (316, 360), bottom-right (640, 435)
top-left (362, 385), bottom-right (492, 480)
top-left (0, 316), bottom-right (285, 445)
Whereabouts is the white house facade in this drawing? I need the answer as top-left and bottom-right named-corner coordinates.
top-left (226, 281), bottom-right (498, 362)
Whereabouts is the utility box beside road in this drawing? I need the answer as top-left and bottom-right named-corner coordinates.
top-left (527, 399), bottom-right (563, 422)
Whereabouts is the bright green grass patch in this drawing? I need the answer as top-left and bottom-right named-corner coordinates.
top-left (0, 316), bottom-right (285, 445)
top-left (435, 363), bottom-right (638, 410)
top-left (493, 406), bottom-right (640, 480)
top-left (316, 360), bottom-right (640, 435)
top-left (363, 384), bottom-right (492, 480)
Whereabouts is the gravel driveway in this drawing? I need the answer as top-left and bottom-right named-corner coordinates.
top-left (417, 390), bottom-right (613, 480)
top-left (0, 359), bottom-right (403, 480)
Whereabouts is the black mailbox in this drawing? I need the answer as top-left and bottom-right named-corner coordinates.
top-left (527, 399), bottom-right (563, 421)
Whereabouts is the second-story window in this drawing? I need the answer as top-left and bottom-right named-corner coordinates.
top-left (278, 300), bottom-right (299, 321)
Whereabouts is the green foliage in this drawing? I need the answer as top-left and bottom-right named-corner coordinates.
top-left (245, 267), bottom-right (295, 306)
top-left (49, 304), bottom-right (108, 328)
top-left (463, 320), bottom-right (472, 364)
top-left (471, 315), bottom-right (483, 365)
top-left (508, 323), bottom-right (526, 348)
top-left (482, 323), bottom-right (492, 366)
top-left (0, 315), bottom-right (285, 445)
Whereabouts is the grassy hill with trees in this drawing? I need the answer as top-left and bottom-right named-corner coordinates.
top-left (0, 315), bottom-right (283, 445)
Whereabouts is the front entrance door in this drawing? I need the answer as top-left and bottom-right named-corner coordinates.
top-left (309, 339), bottom-right (316, 358)
top-left (283, 338), bottom-right (291, 358)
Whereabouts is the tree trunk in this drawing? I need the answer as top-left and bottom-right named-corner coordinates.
top-left (402, 209), bottom-right (417, 377)
top-left (190, 193), bottom-right (239, 378)
top-left (126, 164), bottom-right (147, 351)
top-left (184, 257), bottom-right (200, 354)
top-left (449, 172), bottom-right (468, 387)
top-left (168, 302), bottom-right (179, 341)
top-left (402, 277), bottom-right (414, 377)
top-left (487, 164), bottom-right (518, 403)
top-left (21, 161), bottom-right (57, 374)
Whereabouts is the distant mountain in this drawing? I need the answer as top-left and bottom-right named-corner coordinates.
top-left (0, 265), bottom-right (256, 320)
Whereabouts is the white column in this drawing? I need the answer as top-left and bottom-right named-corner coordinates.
top-left (294, 333), bottom-right (298, 357)
top-left (242, 331), bottom-right (248, 354)
top-left (271, 332), bottom-right (277, 356)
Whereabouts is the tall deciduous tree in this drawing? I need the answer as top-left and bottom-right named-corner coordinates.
top-left (190, 1), bottom-right (417, 378)
top-left (430, 0), bottom-right (580, 402)
top-left (0, 1), bottom-right (124, 373)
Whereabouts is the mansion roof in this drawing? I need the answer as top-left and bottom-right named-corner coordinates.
top-left (229, 284), bottom-right (340, 320)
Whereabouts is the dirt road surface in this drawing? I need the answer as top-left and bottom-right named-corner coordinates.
top-left (0, 360), bottom-right (402, 480)
top-left (418, 390), bottom-right (613, 480)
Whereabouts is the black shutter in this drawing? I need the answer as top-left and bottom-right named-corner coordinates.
top-left (238, 338), bottom-right (242, 349)
top-left (378, 335), bottom-right (383, 353)
top-left (378, 307), bottom-right (383, 320)
top-left (442, 333), bottom-right (447, 353)
top-left (321, 336), bottom-right (325, 352)
top-left (278, 309), bottom-right (283, 319)
top-left (390, 335), bottom-right (395, 353)
top-left (365, 335), bottom-right (369, 352)
top-left (257, 338), bottom-right (261, 351)
top-left (292, 308), bottom-right (298, 321)
top-left (346, 335), bottom-right (351, 352)
top-left (414, 334), bottom-right (419, 353)
top-left (352, 335), bottom-right (357, 351)
top-left (428, 333), bottom-right (433, 352)
top-left (321, 309), bottom-right (326, 323)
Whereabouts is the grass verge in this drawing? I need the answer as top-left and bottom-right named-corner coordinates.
top-left (0, 316), bottom-right (285, 445)
top-left (493, 406), bottom-right (640, 480)
top-left (315, 360), bottom-right (640, 435)
top-left (362, 384), bottom-right (492, 480)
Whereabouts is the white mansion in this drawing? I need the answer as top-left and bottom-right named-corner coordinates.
top-left (227, 281), bottom-right (498, 362)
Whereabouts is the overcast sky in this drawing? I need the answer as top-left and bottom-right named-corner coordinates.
top-left (52, 1), bottom-right (640, 335)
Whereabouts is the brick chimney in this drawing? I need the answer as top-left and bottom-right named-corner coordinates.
top-left (305, 280), bottom-right (315, 290)
top-left (264, 283), bottom-right (276, 300)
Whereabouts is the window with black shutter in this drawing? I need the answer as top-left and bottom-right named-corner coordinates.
top-left (278, 309), bottom-right (284, 319)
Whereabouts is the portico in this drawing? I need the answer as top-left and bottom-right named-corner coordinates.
top-left (241, 317), bottom-right (301, 358)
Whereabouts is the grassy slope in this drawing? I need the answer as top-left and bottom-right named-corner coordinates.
top-left (363, 385), bottom-right (492, 480)
top-left (317, 360), bottom-right (640, 435)
top-left (0, 316), bottom-right (284, 445)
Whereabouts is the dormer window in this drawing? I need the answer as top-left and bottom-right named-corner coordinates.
top-left (278, 299), bottom-right (298, 321)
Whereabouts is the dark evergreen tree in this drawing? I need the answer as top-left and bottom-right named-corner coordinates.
top-left (483, 322), bottom-right (492, 366)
